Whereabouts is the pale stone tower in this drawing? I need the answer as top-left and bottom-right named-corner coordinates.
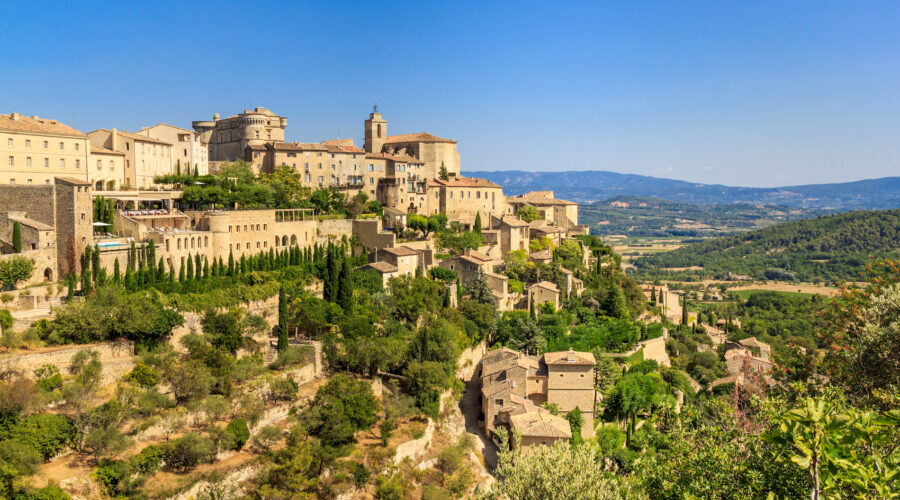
top-left (364, 107), bottom-right (387, 154)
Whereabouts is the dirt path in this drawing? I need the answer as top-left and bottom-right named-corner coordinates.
top-left (458, 354), bottom-right (498, 470)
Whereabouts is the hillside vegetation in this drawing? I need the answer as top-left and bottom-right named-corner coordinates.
top-left (580, 196), bottom-right (821, 237)
top-left (633, 209), bottom-right (900, 282)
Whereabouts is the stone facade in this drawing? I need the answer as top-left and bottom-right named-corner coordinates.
top-left (480, 347), bottom-right (595, 444)
top-left (88, 128), bottom-right (174, 189)
top-left (193, 108), bottom-right (286, 162)
top-left (137, 124), bottom-right (208, 176)
top-left (0, 113), bottom-right (91, 187)
top-left (0, 178), bottom-right (92, 282)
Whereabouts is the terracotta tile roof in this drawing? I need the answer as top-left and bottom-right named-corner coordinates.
top-left (322, 139), bottom-right (355, 147)
top-left (383, 132), bottom-right (456, 144)
top-left (271, 142), bottom-right (327, 151)
top-left (324, 143), bottom-right (364, 154)
top-left (530, 249), bottom-right (553, 260)
top-left (381, 246), bottom-right (419, 257)
top-left (113, 130), bottom-right (172, 145)
top-left (355, 262), bottom-right (398, 273)
top-left (426, 177), bottom-right (501, 189)
top-left (365, 152), bottom-right (423, 163)
top-left (493, 215), bottom-right (529, 227)
top-left (543, 348), bottom-right (596, 366)
top-left (509, 192), bottom-right (577, 206)
top-left (482, 379), bottom-right (514, 398)
top-left (529, 281), bottom-right (559, 292)
top-left (90, 146), bottom-right (124, 156)
top-left (9, 215), bottom-right (53, 231)
top-left (0, 113), bottom-right (85, 137)
top-left (508, 407), bottom-right (572, 439)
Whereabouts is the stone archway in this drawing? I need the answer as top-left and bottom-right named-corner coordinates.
top-left (43, 268), bottom-right (53, 282)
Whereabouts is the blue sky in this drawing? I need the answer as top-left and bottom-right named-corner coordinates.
top-left (2, 1), bottom-right (898, 187)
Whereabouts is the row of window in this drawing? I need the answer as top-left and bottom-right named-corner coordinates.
top-left (448, 190), bottom-right (496, 200)
top-left (8, 156), bottom-right (80, 169)
top-left (6, 138), bottom-right (80, 150)
top-left (7, 178), bottom-right (52, 185)
top-left (228, 223), bottom-right (268, 233)
top-left (96, 159), bottom-right (116, 170)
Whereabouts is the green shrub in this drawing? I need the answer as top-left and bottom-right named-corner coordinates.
top-left (0, 309), bottom-right (13, 331)
top-left (375, 473), bottom-right (405, 500)
top-left (130, 444), bottom-right (165, 473)
top-left (124, 362), bottom-right (158, 387)
top-left (167, 432), bottom-right (215, 471)
top-left (224, 418), bottom-right (250, 450)
top-left (269, 375), bottom-right (298, 401)
top-left (14, 413), bottom-right (74, 459)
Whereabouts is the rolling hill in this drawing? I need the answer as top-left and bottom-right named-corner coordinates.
top-left (631, 209), bottom-right (900, 283)
top-left (464, 170), bottom-right (900, 210)
top-left (580, 196), bottom-right (826, 237)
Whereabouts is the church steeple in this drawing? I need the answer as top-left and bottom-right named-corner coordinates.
top-left (364, 106), bottom-right (386, 153)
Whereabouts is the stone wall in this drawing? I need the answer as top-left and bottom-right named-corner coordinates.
top-left (0, 185), bottom-right (57, 227)
top-left (0, 340), bottom-right (135, 384)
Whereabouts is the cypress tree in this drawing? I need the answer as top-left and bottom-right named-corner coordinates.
top-left (682, 297), bottom-right (689, 326)
top-left (157, 258), bottom-right (165, 283)
top-left (147, 241), bottom-right (156, 273)
top-left (473, 212), bottom-right (482, 235)
top-left (239, 255), bottom-right (247, 274)
top-left (11, 221), bottom-right (22, 253)
top-left (529, 293), bottom-right (535, 318)
top-left (203, 258), bottom-right (209, 279)
top-left (338, 258), bottom-right (352, 312)
top-left (227, 250), bottom-right (235, 276)
top-left (176, 159), bottom-right (181, 175)
top-left (91, 245), bottom-right (101, 283)
top-left (127, 241), bottom-right (136, 272)
top-left (113, 258), bottom-right (121, 283)
top-left (81, 246), bottom-right (93, 294)
top-left (178, 257), bottom-right (186, 282)
top-left (194, 254), bottom-right (202, 280)
top-left (650, 287), bottom-right (657, 303)
top-left (324, 245), bottom-right (337, 302)
top-left (277, 285), bottom-right (289, 353)
top-left (66, 274), bottom-right (75, 301)
top-left (443, 288), bottom-right (451, 308)
top-left (186, 254), bottom-right (194, 281)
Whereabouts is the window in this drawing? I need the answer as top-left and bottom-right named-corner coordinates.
top-left (8, 179), bottom-right (13, 185)
top-left (243, 225), bottom-right (248, 232)
top-left (74, 143), bottom-right (79, 151)
top-left (75, 159), bottom-right (80, 169)
top-left (368, 164), bottom-right (374, 171)
top-left (228, 225), bottom-right (232, 232)
top-left (59, 159), bottom-right (65, 168)
top-left (27, 179), bottom-right (32, 185)
top-left (331, 164), bottom-right (335, 170)
top-left (109, 160), bottom-right (113, 170)
top-left (43, 158), bottom-right (48, 167)
top-left (369, 178), bottom-right (374, 184)
top-left (318, 176), bottom-right (323, 182)
top-left (6, 138), bottom-right (11, 146)
top-left (80, 213), bottom-right (85, 220)
top-left (42, 140), bottom-right (48, 149)
top-left (59, 142), bottom-right (64, 150)
top-left (236, 225), bottom-right (240, 232)
top-left (254, 152), bottom-right (260, 158)
top-left (97, 160), bottom-right (102, 169)
top-left (245, 242), bottom-right (250, 249)
top-left (45, 179), bottom-right (49, 185)
top-left (25, 139), bottom-right (30, 148)
top-left (494, 399), bottom-right (503, 406)
top-left (7, 156), bottom-right (12, 166)
top-left (318, 162), bottom-right (322, 169)
top-left (256, 241), bottom-right (260, 249)
top-left (316, 152), bottom-right (322, 157)
top-left (26, 157), bottom-right (31, 167)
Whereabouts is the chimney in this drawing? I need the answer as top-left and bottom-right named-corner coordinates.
top-left (567, 348), bottom-right (575, 362)
top-left (111, 128), bottom-right (118, 151)
top-left (10, 112), bottom-right (21, 121)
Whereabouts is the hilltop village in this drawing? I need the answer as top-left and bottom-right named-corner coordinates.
top-left (0, 108), bottom-right (895, 500)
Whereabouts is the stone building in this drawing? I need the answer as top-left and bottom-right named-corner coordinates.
top-left (507, 191), bottom-right (580, 230)
top-left (88, 129), bottom-right (174, 189)
top-left (193, 108), bottom-right (286, 162)
top-left (528, 281), bottom-right (560, 311)
top-left (368, 245), bottom-right (430, 278)
top-left (364, 110), bottom-right (460, 179)
top-left (89, 146), bottom-right (126, 191)
top-left (480, 347), bottom-right (596, 443)
top-left (137, 124), bottom-right (208, 175)
top-left (0, 177), bottom-right (93, 283)
top-left (0, 113), bottom-right (91, 187)
top-left (425, 177), bottom-right (508, 222)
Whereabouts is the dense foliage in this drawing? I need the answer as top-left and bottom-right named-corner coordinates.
top-left (634, 209), bottom-right (900, 282)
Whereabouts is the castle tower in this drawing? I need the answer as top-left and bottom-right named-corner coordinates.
top-left (364, 107), bottom-right (386, 153)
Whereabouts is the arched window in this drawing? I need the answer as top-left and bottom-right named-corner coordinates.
top-left (290, 235), bottom-right (297, 246)
top-left (275, 236), bottom-right (280, 247)
top-left (204, 236), bottom-right (208, 247)
top-left (177, 239), bottom-right (181, 250)
top-left (191, 237), bottom-right (195, 249)
top-left (377, 124), bottom-right (382, 138)
top-left (284, 235), bottom-right (290, 246)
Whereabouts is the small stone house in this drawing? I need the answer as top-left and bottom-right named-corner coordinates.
top-left (528, 281), bottom-right (560, 311)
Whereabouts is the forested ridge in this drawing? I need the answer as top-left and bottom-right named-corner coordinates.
top-left (634, 209), bottom-right (900, 282)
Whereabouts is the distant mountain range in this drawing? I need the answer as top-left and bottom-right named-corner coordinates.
top-left (463, 170), bottom-right (900, 210)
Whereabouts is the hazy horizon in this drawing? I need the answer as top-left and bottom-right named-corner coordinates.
top-left (3, 1), bottom-right (898, 188)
